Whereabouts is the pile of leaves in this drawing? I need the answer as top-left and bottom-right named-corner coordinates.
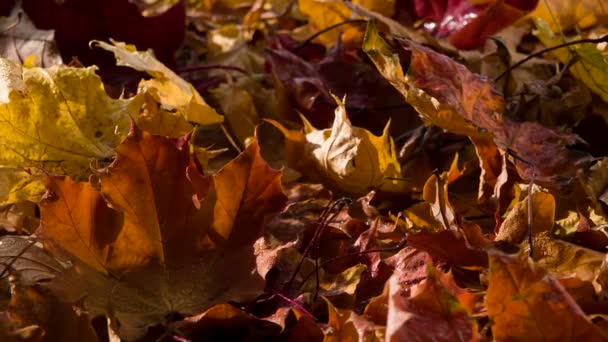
top-left (2, 0), bottom-right (608, 340)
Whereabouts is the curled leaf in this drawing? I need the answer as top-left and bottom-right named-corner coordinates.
top-left (268, 95), bottom-right (406, 196)
top-left (93, 40), bottom-right (223, 137)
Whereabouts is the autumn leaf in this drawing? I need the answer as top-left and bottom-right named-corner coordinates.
top-left (486, 252), bottom-right (605, 340)
top-left (36, 126), bottom-right (286, 339)
top-left (533, 18), bottom-right (608, 103)
top-left (364, 23), bottom-right (592, 192)
top-left (93, 40), bottom-right (224, 137)
top-left (268, 95), bottom-right (406, 196)
top-left (386, 262), bottom-right (479, 342)
top-left (0, 8), bottom-right (61, 67)
top-left (529, 0), bottom-right (608, 32)
top-left (401, 0), bottom-right (538, 49)
top-left (298, 0), bottom-right (394, 46)
top-left (0, 58), bottom-right (140, 204)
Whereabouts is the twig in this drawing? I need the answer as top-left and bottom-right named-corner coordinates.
top-left (494, 34), bottom-right (608, 82)
top-left (293, 19), bottom-right (367, 51)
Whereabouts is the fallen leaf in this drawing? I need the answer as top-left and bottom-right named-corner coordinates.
top-left (533, 18), bottom-right (608, 103)
top-left (4, 283), bottom-right (98, 342)
top-left (0, 8), bottom-right (61, 67)
top-left (323, 296), bottom-right (384, 342)
top-left (386, 262), bottom-right (478, 342)
top-left (486, 252), bottom-right (605, 341)
top-left (402, 0), bottom-right (539, 49)
top-left (268, 95), bottom-right (406, 196)
top-left (529, 0), bottom-right (608, 33)
top-left (168, 304), bottom-right (282, 341)
top-left (93, 40), bottom-right (224, 137)
top-left (0, 58), bottom-right (140, 204)
top-left (36, 127), bottom-right (286, 339)
top-left (298, 0), bottom-right (394, 46)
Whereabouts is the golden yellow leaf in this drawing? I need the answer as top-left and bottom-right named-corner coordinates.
top-left (0, 58), bottom-right (140, 204)
top-left (529, 0), bottom-right (608, 33)
top-left (268, 95), bottom-right (406, 196)
top-left (298, 0), bottom-right (394, 46)
top-left (93, 40), bottom-right (223, 137)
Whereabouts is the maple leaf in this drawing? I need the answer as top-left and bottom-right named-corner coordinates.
top-left (167, 304), bottom-right (282, 341)
top-left (497, 192), bottom-right (605, 282)
top-left (268, 95), bottom-right (406, 196)
top-left (35, 126), bottom-right (286, 339)
top-left (323, 296), bottom-right (385, 342)
top-left (0, 58), bottom-right (141, 204)
top-left (266, 40), bottom-right (417, 135)
top-left (93, 40), bottom-right (224, 137)
top-left (486, 252), bottom-right (605, 340)
top-left (386, 261), bottom-right (479, 342)
top-left (363, 23), bottom-right (592, 192)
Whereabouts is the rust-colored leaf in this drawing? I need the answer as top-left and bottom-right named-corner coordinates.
top-left (486, 252), bottom-right (605, 341)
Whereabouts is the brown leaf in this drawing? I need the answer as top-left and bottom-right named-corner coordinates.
top-left (4, 284), bottom-right (98, 342)
top-left (168, 304), bottom-right (282, 341)
top-left (36, 126), bottom-right (286, 339)
top-left (486, 252), bottom-right (605, 341)
top-left (386, 262), bottom-right (479, 342)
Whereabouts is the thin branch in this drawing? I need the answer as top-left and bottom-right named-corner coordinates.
top-left (293, 19), bottom-right (367, 51)
top-left (494, 34), bottom-right (608, 82)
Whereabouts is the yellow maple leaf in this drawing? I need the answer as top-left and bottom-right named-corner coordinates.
top-left (93, 40), bottom-right (224, 137)
top-left (268, 95), bottom-right (406, 196)
top-left (0, 58), bottom-right (141, 204)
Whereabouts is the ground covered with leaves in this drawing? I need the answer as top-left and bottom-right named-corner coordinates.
top-left (1, 0), bottom-right (608, 341)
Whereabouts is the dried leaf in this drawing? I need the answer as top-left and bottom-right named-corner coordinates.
top-left (268, 95), bottom-right (406, 196)
top-left (36, 127), bottom-right (286, 339)
top-left (0, 58), bottom-right (140, 204)
top-left (386, 262), bottom-right (478, 342)
top-left (93, 40), bottom-right (224, 137)
top-left (486, 252), bottom-right (605, 341)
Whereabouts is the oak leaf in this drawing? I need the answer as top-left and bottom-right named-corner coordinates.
top-left (0, 58), bottom-right (140, 204)
top-left (268, 95), bottom-right (406, 196)
top-left (36, 127), bottom-right (286, 339)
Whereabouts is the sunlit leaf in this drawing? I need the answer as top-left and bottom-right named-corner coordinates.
top-left (93, 40), bottom-right (223, 137)
top-left (268, 95), bottom-right (406, 196)
top-left (0, 58), bottom-right (140, 204)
